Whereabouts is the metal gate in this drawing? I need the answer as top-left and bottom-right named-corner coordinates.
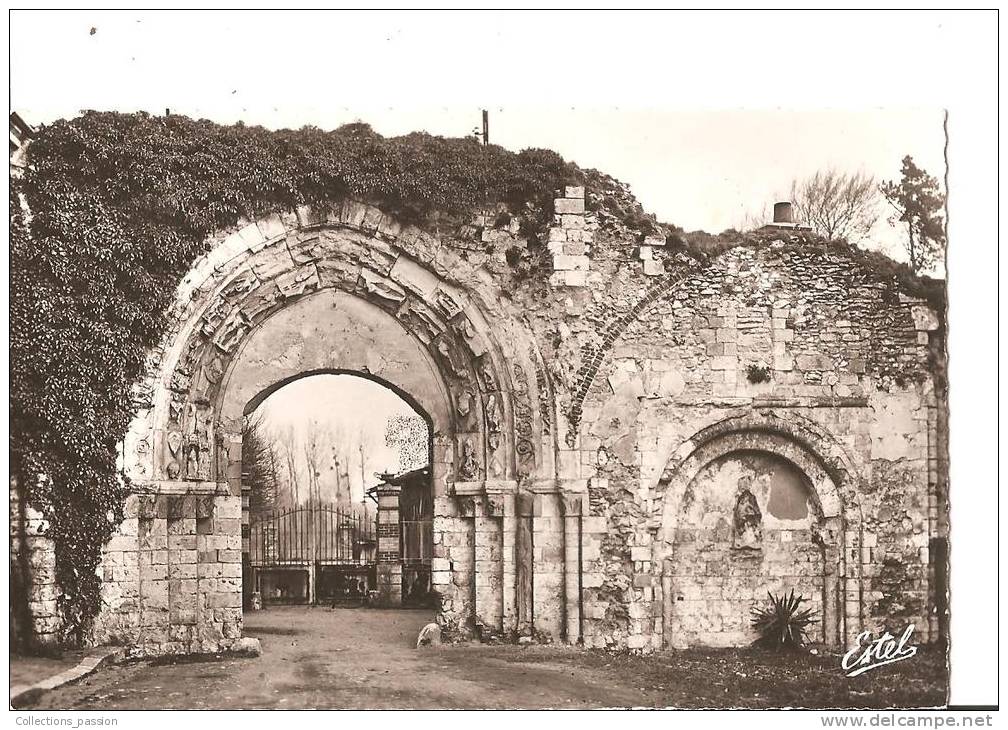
top-left (248, 503), bottom-right (377, 605)
top-left (400, 517), bottom-right (434, 607)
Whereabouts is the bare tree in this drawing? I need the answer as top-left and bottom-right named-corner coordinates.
top-left (322, 421), bottom-right (361, 504)
top-left (266, 439), bottom-right (288, 506)
top-left (732, 203), bottom-right (770, 233)
top-left (301, 419), bottom-right (331, 506)
top-left (790, 169), bottom-right (880, 241)
top-left (277, 425), bottom-right (301, 506)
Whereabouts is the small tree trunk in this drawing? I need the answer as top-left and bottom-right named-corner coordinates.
top-left (907, 222), bottom-right (918, 273)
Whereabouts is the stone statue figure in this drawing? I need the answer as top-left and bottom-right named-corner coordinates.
top-left (185, 442), bottom-right (201, 481)
top-left (732, 477), bottom-right (763, 550)
top-left (459, 440), bottom-right (479, 481)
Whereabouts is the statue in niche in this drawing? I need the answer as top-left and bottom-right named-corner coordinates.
top-left (484, 393), bottom-right (502, 450)
top-left (436, 339), bottom-right (468, 381)
top-left (185, 442), bottom-right (201, 481)
top-left (455, 389), bottom-right (473, 419)
top-left (168, 396), bottom-right (184, 424)
top-left (732, 476), bottom-right (763, 551)
top-left (459, 440), bottom-right (479, 481)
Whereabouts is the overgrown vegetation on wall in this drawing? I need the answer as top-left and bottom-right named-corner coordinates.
top-left (676, 225), bottom-right (945, 311)
top-left (8, 111), bottom-right (589, 642)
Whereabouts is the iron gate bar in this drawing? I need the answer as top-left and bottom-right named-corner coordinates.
top-left (249, 502), bottom-right (378, 567)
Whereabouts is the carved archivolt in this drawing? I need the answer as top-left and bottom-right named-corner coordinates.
top-left (122, 203), bottom-right (555, 493)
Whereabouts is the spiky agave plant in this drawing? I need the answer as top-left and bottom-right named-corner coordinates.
top-left (750, 590), bottom-right (818, 650)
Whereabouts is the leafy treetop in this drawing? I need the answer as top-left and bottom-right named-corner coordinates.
top-left (881, 155), bottom-right (947, 275)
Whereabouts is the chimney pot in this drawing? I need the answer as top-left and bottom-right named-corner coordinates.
top-left (773, 201), bottom-right (794, 225)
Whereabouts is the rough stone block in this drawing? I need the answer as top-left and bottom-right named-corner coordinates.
top-left (630, 545), bottom-right (651, 562)
top-left (643, 259), bottom-right (664, 276)
top-left (552, 254), bottom-right (589, 271)
top-left (554, 198), bottom-right (585, 215)
top-left (549, 270), bottom-right (588, 288)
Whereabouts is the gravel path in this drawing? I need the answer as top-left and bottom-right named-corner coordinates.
top-left (27, 606), bottom-right (645, 709)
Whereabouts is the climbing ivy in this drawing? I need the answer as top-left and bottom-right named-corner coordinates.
top-left (9, 111), bottom-right (581, 643)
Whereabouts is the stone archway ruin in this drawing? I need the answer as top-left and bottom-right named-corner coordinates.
top-left (100, 202), bottom-right (560, 654)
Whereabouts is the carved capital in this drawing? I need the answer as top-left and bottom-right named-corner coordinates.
top-left (515, 491), bottom-right (535, 518)
top-left (196, 495), bottom-right (215, 520)
top-left (560, 492), bottom-right (584, 517)
top-left (484, 493), bottom-right (506, 518)
top-left (457, 496), bottom-right (478, 519)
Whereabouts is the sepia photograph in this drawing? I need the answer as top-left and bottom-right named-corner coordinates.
top-left (6, 9), bottom-right (999, 720)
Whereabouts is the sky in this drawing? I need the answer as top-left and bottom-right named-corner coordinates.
top-left (9, 12), bottom-right (947, 268)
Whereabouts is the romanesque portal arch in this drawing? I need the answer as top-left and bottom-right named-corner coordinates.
top-left (114, 203), bottom-right (556, 650)
top-left (654, 411), bottom-right (864, 650)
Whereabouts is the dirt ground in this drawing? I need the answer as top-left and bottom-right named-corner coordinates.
top-left (10, 649), bottom-right (90, 691)
top-left (24, 606), bottom-right (947, 710)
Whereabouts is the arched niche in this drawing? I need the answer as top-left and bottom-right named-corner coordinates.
top-left (654, 411), bottom-right (864, 650)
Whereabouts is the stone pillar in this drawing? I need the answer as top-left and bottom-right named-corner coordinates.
top-left (194, 494), bottom-right (217, 652)
top-left (500, 492), bottom-right (518, 637)
top-left (240, 478), bottom-right (252, 610)
top-left (515, 492), bottom-right (535, 637)
top-left (843, 524), bottom-right (864, 647)
top-left (548, 186), bottom-right (593, 288)
top-left (473, 496), bottom-right (503, 634)
top-left (9, 478), bottom-right (61, 646)
top-left (138, 495), bottom-right (169, 652)
top-left (458, 496), bottom-right (478, 631)
top-left (561, 493), bottom-right (584, 644)
top-left (167, 494), bottom-right (198, 652)
top-left (813, 515), bottom-right (842, 649)
top-left (532, 492), bottom-right (564, 640)
top-left (822, 543), bottom-right (842, 649)
top-left (375, 484), bottom-right (402, 606)
top-left (431, 495), bottom-right (462, 625)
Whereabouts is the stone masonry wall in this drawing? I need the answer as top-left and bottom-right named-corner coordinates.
top-left (93, 492), bottom-right (243, 656)
top-left (12, 194), bottom-right (946, 656)
top-left (9, 479), bottom-right (61, 646)
top-left (571, 243), bottom-right (943, 650)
